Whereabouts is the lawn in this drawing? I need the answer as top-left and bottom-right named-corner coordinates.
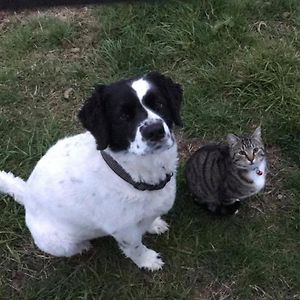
top-left (0, 0), bottom-right (300, 299)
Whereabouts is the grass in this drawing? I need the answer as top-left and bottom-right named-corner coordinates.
top-left (0, 0), bottom-right (300, 299)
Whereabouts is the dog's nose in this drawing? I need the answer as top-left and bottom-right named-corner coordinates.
top-left (141, 122), bottom-right (165, 142)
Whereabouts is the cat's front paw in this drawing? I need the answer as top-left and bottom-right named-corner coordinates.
top-left (221, 199), bottom-right (241, 215)
top-left (147, 217), bottom-right (169, 235)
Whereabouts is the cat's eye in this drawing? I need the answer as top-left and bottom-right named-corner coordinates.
top-left (239, 150), bottom-right (246, 155)
top-left (253, 148), bottom-right (259, 154)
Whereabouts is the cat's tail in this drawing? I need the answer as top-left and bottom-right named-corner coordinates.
top-left (0, 171), bottom-right (26, 205)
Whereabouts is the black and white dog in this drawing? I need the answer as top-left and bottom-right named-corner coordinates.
top-left (0, 72), bottom-right (182, 271)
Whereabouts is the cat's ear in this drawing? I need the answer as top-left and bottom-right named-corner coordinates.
top-left (227, 133), bottom-right (240, 146)
top-left (252, 126), bottom-right (262, 141)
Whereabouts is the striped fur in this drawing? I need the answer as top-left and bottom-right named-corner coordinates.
top-left (185, 127), bottom-right (266, 215)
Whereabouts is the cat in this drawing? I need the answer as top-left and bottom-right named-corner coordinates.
top-left (185, 127), bottom-right (266, 215)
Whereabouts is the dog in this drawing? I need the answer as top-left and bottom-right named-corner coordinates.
top-left (0, 72), bottom-right (182, 271)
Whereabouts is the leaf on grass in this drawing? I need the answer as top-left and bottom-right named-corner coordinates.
top-left (63, 87), bottom-right (74, 99)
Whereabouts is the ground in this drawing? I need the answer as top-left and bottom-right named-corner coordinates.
top-left (0, 1), bottom-right (299, 299)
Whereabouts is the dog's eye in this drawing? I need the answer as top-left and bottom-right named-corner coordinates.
top-left (156, 103), bottom-right (164, 111)
top-left (120, 113), bottom-right (130, 121)
top-left (119, 105), bottom-right (133, 121)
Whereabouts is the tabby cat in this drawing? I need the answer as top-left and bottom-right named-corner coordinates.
top-left (185, 127), bottom-right (266, 215)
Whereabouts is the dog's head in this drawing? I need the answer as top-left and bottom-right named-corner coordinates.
top-left (78, 72), bottom-right (183, 155)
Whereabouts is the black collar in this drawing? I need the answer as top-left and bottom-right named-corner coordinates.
top-left (100, 151), bottom-right (173, 191)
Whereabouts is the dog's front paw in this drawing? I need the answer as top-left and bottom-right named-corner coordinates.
top-left (147, 217), bottom-right (169, 235)
top-left (137, 249), bottom-right (164, 271)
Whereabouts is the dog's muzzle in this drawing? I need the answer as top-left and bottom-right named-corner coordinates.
top-left (140, 121), bottom-right (165, 142)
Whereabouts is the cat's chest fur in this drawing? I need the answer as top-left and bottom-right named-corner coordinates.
top-left (247, 159), bottom-right (266, 193)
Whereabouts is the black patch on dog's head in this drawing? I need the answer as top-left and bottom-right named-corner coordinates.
top-left (78, 85), bottom-right (109, 150)
top-left (78, 81), bottom-right (147, 151)
top-left (145, 71), bottom-right (183, 127)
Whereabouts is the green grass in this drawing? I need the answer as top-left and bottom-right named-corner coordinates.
top-left (0, 1), bottom-right (300, 299)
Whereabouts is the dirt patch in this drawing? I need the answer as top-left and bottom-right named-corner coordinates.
top-left (186, 267), bottom-right (236, 300)
top-left (1, 6), bottom-right (90, 20)
top-left (1, 6), bottom-right (100, 60)
top-left (251, 19), bottom-right (296, 38)
top-left (175, 130), bottom-right (206, 162)
top-left (193, 280), bottom-right (235, 300)
top-left (0, 6), bottom-right (91, 31)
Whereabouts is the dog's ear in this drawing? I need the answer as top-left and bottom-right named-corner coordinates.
top-left (146, 71), bottom-right (183, 127)
top-left (78, 85), bottom-right (109, 150)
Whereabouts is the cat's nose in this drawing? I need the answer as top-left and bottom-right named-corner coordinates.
top-left (249, 156), bottom-right (255, 164)
top-left (247, 153), bottom-right (254, 163)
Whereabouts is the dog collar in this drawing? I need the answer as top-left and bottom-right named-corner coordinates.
top-left (100, 151), bottom-right (173, 191)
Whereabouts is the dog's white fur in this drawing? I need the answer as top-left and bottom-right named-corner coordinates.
top-left (0, 78), bottom-right (178, 271)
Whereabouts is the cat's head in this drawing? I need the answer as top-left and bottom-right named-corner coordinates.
top-left (227, 127), bottom-right (265, 168)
